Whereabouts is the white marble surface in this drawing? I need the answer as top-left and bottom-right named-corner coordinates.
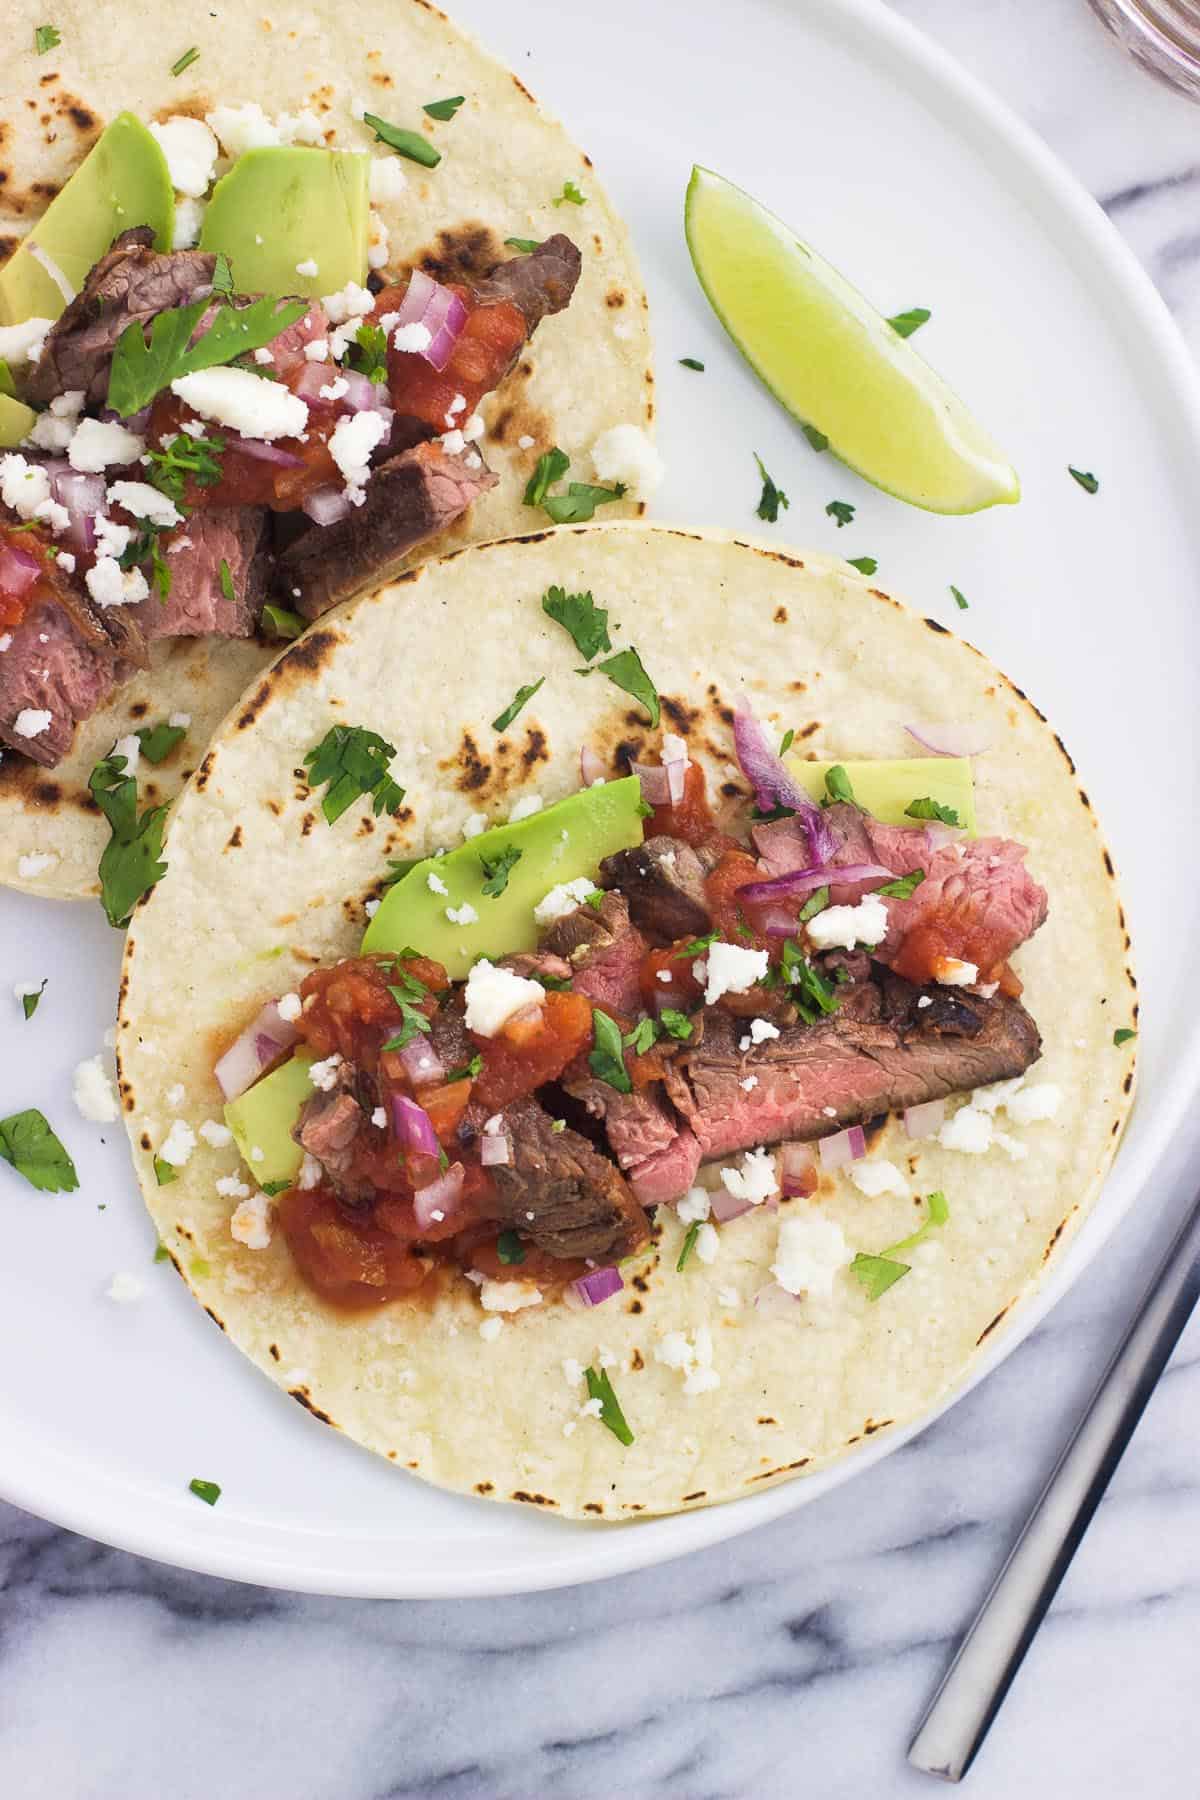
top-left (4, 2), bottom-right (1200, 1794)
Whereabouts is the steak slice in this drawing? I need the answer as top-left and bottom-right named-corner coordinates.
top-left (600, 835), bottom-right (715, 943)
top-left (26, 229), bottom-right (217, 408)
top-left (276, 442), bottom-right (499, 620)
top-left (483, 1096), bottom-right (649, 1261)
top-left (0, 592), bottom-right (119, 767)
top-left (129, 507), bottom-right (271, 640)
top-left (542, 891), bottom-right (648, 1017)
top-left (563, 1075), bottom-right (702, 1206)
top-left (472, 235), bottom-right (583, 334)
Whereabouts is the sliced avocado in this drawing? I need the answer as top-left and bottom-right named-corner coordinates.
top-left (224, 1052), bottom-right (314, 1190)
top-left (0, 392), bottom-right (37, 449)
top-left (363, 776), bottom-right (646, 979)
top-left (785, 756), bottom-right (977, 835)
top-left (0, 360), bottom-right (14, 399)
top-left (200, 148), bottom-right (370, 299)
top-left (0, 113), bottom-right (173, 327)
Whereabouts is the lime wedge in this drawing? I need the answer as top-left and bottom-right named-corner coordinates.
top-left (685, 166), bottom-right (1019, 514)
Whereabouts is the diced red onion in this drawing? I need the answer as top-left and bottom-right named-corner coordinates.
top-left (30, 241), bottom-right (77, 305)
top-left (903, 721), bottom-right (991, 759)
top-left (662, 736), bottom-right (689, 805)
top-left (0, 540), bottom-right (40, 601)
top-left (571, 1265), bottom-right (624, 1306)
top-left (780, 1141), bottom-right (818, 1197)
top-left (413, 1162), bottom-right (465, 1229)
top-left (214, 1000), bottom-right (300, 1101)
top-left (631, 761), bottom-right (670, 806)
top-left (479, 1132), bottom-right (511, 1167)
top-left (736, 860), bottom-right (892, 907)
top-left (394, 269), bottom-right (468, 372)
top-left (709, 1186), bottom-right (754, 1223)
top-left (98, 406), bottom-right (152, 432)
top-left (230, 436), bottom-right (305, 468)
top-left (338, 368), bottom-right (394, 415)
top-left (301, 486), bottom-right (353, 526)
top-left (904, 1098), bottom-right (946, 1140)
top-left (50, 469), bottom-right (105, 554)
top-left (817, 1124), bottom-right (867, 1169)
top-left (398, 1037), bottom-right (445, 1087)
top-left (733, 696), bottom-right (836, 864)
top-left (580, 744), bottom-right (606, 786)
top-left (392, 1094), bottom-right (439, 1158)
top-left (293, 362), bottom-right (344, 406)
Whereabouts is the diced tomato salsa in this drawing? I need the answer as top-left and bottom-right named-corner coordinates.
top-left (645, 759), bottom-right (715, 848)
top-left (0, 524), bottom-right (54, 631)
top-left (370, 281), bottom-right (527, 434)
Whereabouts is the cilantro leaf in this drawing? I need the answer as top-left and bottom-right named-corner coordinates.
top-left (679, 357), bottom-right (705, 371)
top-left (89, 752), bottom-right (169, 927)
top-left (0, 1108), bottom-right (77, 1193)
top-left (950, 584), bottom-right (969, 610)
top-left (780, 939), bottom-right (840, 1021)
top-left (552, 179), bottom-right (586, 206)
top-left (170, 45), bottom-right (200, 76)
top-left (585, 1365), bottom-right (633, 1445)
top-left (505, 236), bottom-right (541, 254)
top-left (144, 428), bottom-right (225, 502)
top-left (479, 843), bottom-right (522, 897)
top-left (1069, 466), bottom-right (1099, 495)
top-left (776, 728), bottom-right (795, 756)
top-left (496, 1229), bottom-right (526, 1264)
top-left (154, 1156), bottom-right (178, 1186)
top-left (679, 931), bottom-right (718, 958)
top-left (492, 678), bottom-right (544, 733)
top-left (802, 424), bottom-right (829, 453)
top-left (219, 558), bottom-right (235, 604)
top-left (904, 796), bottom-right (961, 826)
top-left (303, 725), bottom-right (405, 826)
top-left (847, 556), bottom-right (878, 575)
top-left (850, 1253), bottom-right (910, 1301)
top-left (877, 869), bottom-right (925, 899)
top-left (659, 1008), bottom-right (694, 1040)
top-left (154, 1242), bottom-right (170, 1262)
top-left (348, 320), bottom-right (389, 385)
top-left (541, 585), bottom-right (611, 661)
top-left (624, 1016), bottom-right (660, 1055)
top-left (211, 252), bottom-right (235, 297)
top-left (824, 764), bottom-right (855, 805)
top-left (887, 1190), bottom-right (949, 1257)
top-left (135, 719), bottom-right (187, 764)
top-left (362, 111), bottom-right (440, 167)
top-left (188, 1478), bottom-right (221, 1506)
top-left (588, 1009), bottom-right (632, 1093)
top-left (589, 646), bottom-right (659, 727)
top-left (754, 452), bottom-right (789, 523)
top-left (19, 979), bottom-right (47, 1021)
top-left (260, 1179), bottom-right (292, 1197)
top-left (423, 95), bottom-right (465, 121)
top-left (523, 446), bottom-right (570, 507)
top-left (261, 603), bottom-right (305, 640)
top-left (108, 295), bottom-right (306, 417)
top-left (677, 1220), bottom-right (701, 1271)
top-left (380, 988), bottom-right (432, 1052)
top-left (887, 307), bottom-right (931, 338)
top-left (35, 24), bottom-right (61, 53)
top-left (826, 500), bottom-right (855, 528)
top-left (1113, 1028), bottom-right (1137, 1046)
top-left (797, 886), bottom-right (829, 923)
top-left (445, 1054), bottom-right (484, 1082)
top-left (543, 482), bottom-right (626, 523)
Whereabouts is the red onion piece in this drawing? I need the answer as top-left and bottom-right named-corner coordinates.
top-left (631, 761), bottom-right (670, 806)
top-left (904, 1098), bottom-right (946, 1140)
top-left (395, 269), bottom-right (467, 372)
top-left (213, 1001), bottom-right (300, 1101)
top-left (302, 486), bottom-right (353, 526)
top-left (780, 1141), bottom-right (818, 1197)
top-left (571, 1265), bottom-right (624, 1306)
top-left (338, 368), bottom-right (393, 415)
top-left (398, 1037), bottom-right (445, 1087)
top-left (733, 696), bottom-right (835, 864)
top-left (903, 721), bottom-right (991, 759)
top-left (229, 436), bottom-right (305, 468)
top-left (479, 1132), bottom-right (511, 1167)
top-left (580, 744), bottom-right (606, 786)
top-left (817, 1124), bottom-right (867, 1170)
top-left (413, 1161), bottom-right (465, 1229)
top-left (392, 1094), bottom-right (439, 1158)
top-left (50, 468), bottom-right (105, 554)
top-left (709, 1186), bottom-right (754, 1223)
top-left (292, 361), bottom-right (347, 405)
top-left (0, 540), bottom-right (41, 601)
top-left (737, 860), bottom-right (892, 907)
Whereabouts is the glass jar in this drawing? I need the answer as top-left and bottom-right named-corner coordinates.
top-left (1088, 0), bottom-right (1200, 97)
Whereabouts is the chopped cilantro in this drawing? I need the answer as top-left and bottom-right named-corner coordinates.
top-left (826, 500), bottom-right (855, 528)
top-left (492, 678), bottom-right (545, 733)
top-left (585, 1365), bottom-right (633, 1445)
top-left (550, 1118), bottom-right (567, 1133)
top-left (780, 940), bottom-right (839, 1022)
top-left (802, 424), bottom-right (829, 453)
top-left (904, 796), bottom-right (961, 826)
top-left (877, 869), bottom-right (925, 899)
top-left (170, 45), bottom-right (200, 76)
top-left (154, 1156), bottom-right (178, 1186)
top-left (850, 1253), bottom-right (909, 1301)
top-left (261, 603), bottom-right (305, 640)
top-left (677, 1220), bottom-right (701, 1271)
top-left (824, 764), bottom-right (855, 805)
top-left (587, 646), bottom-right (660, 727)
top-left (0, 1109), bottom-right (77, 1193)
top-left (108, 297), bottom-right (305, 417)
top-left (754, 453), bottom-right (789, 523)
top-left (260, 1179), bottom-right (291, 1197)
top-left (1069, 466), bottom-right (1099, 495)
top-left (635, 798), bottom-right (654, 819)
top-left (588, 1009), bottom-right (632, 1094)
top-left (543, 481), bottom-right (626, 523)
top-left (35, 24), bottom-right (61, 53)
top-left (950, 584), bottom-right (969, 610)
top-left (496, 1229), bottom-right (526, 1265)
top-left (362, 111), bottom-right (440, 167)
top-left (118, 523), bottom-right (172, 601)
top-left (218, 558), bottom-right (235, 604)
top-left (348, 320), bottom-right (390, 384)
top-left (479, 843), bottom-right (522, 897)
top-left (552, 179), bottom-right (585, 206)
top-left (659, 1008), bottom-right (694, 1040)
top-left (445, 1054), bottom-right (484, 1082)
top-left (89, 751), bottom-right (169, 927)
top-left (523, 446), bottom-right (570, 507)
top-left (847, 556), bottom-right (878, 575)
top-left (211, 252), bottom-right (235, 298)
top-left (303, 725), bottom-right (405, 826)
top-left (134, 719), bottom-right (187, 765)
top-left (779, 728), bottom-right (795, 755)
top-left (1113, 1028), bottom-right (1137, 1046)
top-left (534, 972), bottom-right (572, 992)
top-left (20, 979), bottom-right (47, 1021)
top-left (380, 982), bottom-right (432, 1052)
top-left (542, 585), bottom-right (611, 661)
top-left (144, 428), bottom-right (225, 501)
top-left (680, 931), bottom-right (718, 958)
top-left (382, 856), bottom-right (423, 888)
top-left (889, 1191), bottom-right (949, 1256)
top-left (679, 357), bottom-right (705, 371)
top-left (504, 236), bottom-right (541, 254)
top-left (154, 1243), bottom-right (170, 1263)
top-left (423, 95), bottom-right (465, 121)
top-left (624, 1016), bottom-right (660, 1055)
top-left (585, 889), bottom-right (605, 910)
top-left (887, 307), bottom-right (931, 338)
top-left (797, 886), bottom-right (829, 923)
top-left (188, 1478), bottom-right (221, 1506)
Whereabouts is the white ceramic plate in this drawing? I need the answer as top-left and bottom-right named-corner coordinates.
top-left (1, 0), bottom-right (1197, 1597)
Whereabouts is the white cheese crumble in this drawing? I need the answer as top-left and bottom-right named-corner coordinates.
top-left (508, 794), bottom-right (544, 822)
top-left (369, 156), bottom-right (408, 203)
top-left (533, 876), bottom-right (596, 925)
top-left (806, 894), bottom-right (889, 952)
top-left (308, 1054), bottom-right (343, 1092)
top-left (562, 1357), bottom-right (585, 1387)
top-left (720, 1146), bottom-right (779, 1207)
top-left (0, 453), bottom-right (51, 520)
top-left (148, 117), bottom-right (219, 197)
top-left (173, 196), bottom-right (205, 249)
top-left (717, 1286), bottom-right (742, 1308)
top-left (393, 321), bottom-right (433, 354)
top-left (169, 711), bottom-right (191, 728)
top-left (677, 1186), bottom-right (711, 1224)
top-left (276, 992), bottom-right (303, 1023)
top-left (298, 1152), bottom-right (324, 1190)
top-left (158, 1118), bottom-right (198, 1167)
top-left (216, 1173), bottom-right (251, 1199)
top-left (318, 376), bottom-right (349, 401)
top-left (32, 497), bottom-right (69, 534)
top-left (371, 1106), bottom-right (387, 1129)
top-left (295, 258), bottom-right (320, 279)
top-left (848, 1158), bottom-right (909, 1199)
top-left (771, 1209), bottom-right (853, 1299)
top-left (936, 957), bottom-right (978, 987)
top-left (94, 514), bottom-right (132, 560)
top-left (198, 1119), bottom-right (233, 1148)
top-left (17, 852), bottom-right (57, 877)
top-left (321, 280), bottom-right (375, 325)
top-left (590, 422), bottom-right (665, 495)
top-left (938, 1105), bottom-right (994, 1155)
top-left (13, 709), bottom-right (52, 740)
top-left (480, 1279), bottom-right (543, 1313)
top-left (253, 348), bottom-right (274, 366)
top-left (426, 869), bottom-right (449, 896)
top-left (0, 318), bottom-right (55, 366)
top-left (230, 1192), bottom-right (273, 1250)
top-left (304, 338), bottom-right (330, 362)
top-left (446, 901), bottom-right (479, 926)
top-left (740, 1018), bottom-right (781, 1050)
top-left (72, 1054), bottom-right (119, 1123)
top-left (107, 1272), bottom-right (145, 1303)
top-left (328, 409), bottom-right (387, 498)
top-left (1005, 1083), bottom-right (1063, 1125)
top-left (67, 417), bottom-right (145, 472)
top-left (171, 367), bottom-right (308, 441)
top-left (654, 1325), bottom-right (720, 1395)
top-left (463, 960), bottom-right (544, 1037)
top-left (694, 1222), bottom-right (720, 1265)
top-left (112, 734), bottom-right (140, 775)
top-left (85, 556), bottom-right (148, 609)
top-left (656, 969), bottom-right (673, 983)
top-left (518, 434), bottom-right (536, 449)
top-left (479, 1316), bottom-right (503, 1342)
top-left (703, 940), bottom-right (769, 1005)
top-left (740, 1076), bottom-right (758, 1092)
top-left (439, 428), bottom-right (466, 456)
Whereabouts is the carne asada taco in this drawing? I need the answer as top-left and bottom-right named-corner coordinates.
top-left (117, 525), bottom-right (1137, 1520)
top-left (0, 1), bottom-right (652, 899)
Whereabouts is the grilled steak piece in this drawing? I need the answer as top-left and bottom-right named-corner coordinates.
top-left (130, 507), bottom-right (271, 640)
top-left (542, 891), bottom-right (648, 1016)
top-left (501, 949), bottom-right (573, 984)
top-left (562, 1074), bottom-right (705, 1207)
top-left (295, 1088), bottom-right (365, 1168)
top-left (276, 442), bottom-right (498, 620)
top-left (472, 234), bottom-right (583, 334)
top-left (26, 229), bottom-right (217, 408)
top-left (0, 590), bottom-right (119, 766)
top-left (483, 1096), bottom-right (649, 1261)
top-left (600, 836), bottom-right (716, 943)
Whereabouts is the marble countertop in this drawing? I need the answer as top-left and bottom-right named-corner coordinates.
top-left (5, 2), bottom-right (1200, 1795)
